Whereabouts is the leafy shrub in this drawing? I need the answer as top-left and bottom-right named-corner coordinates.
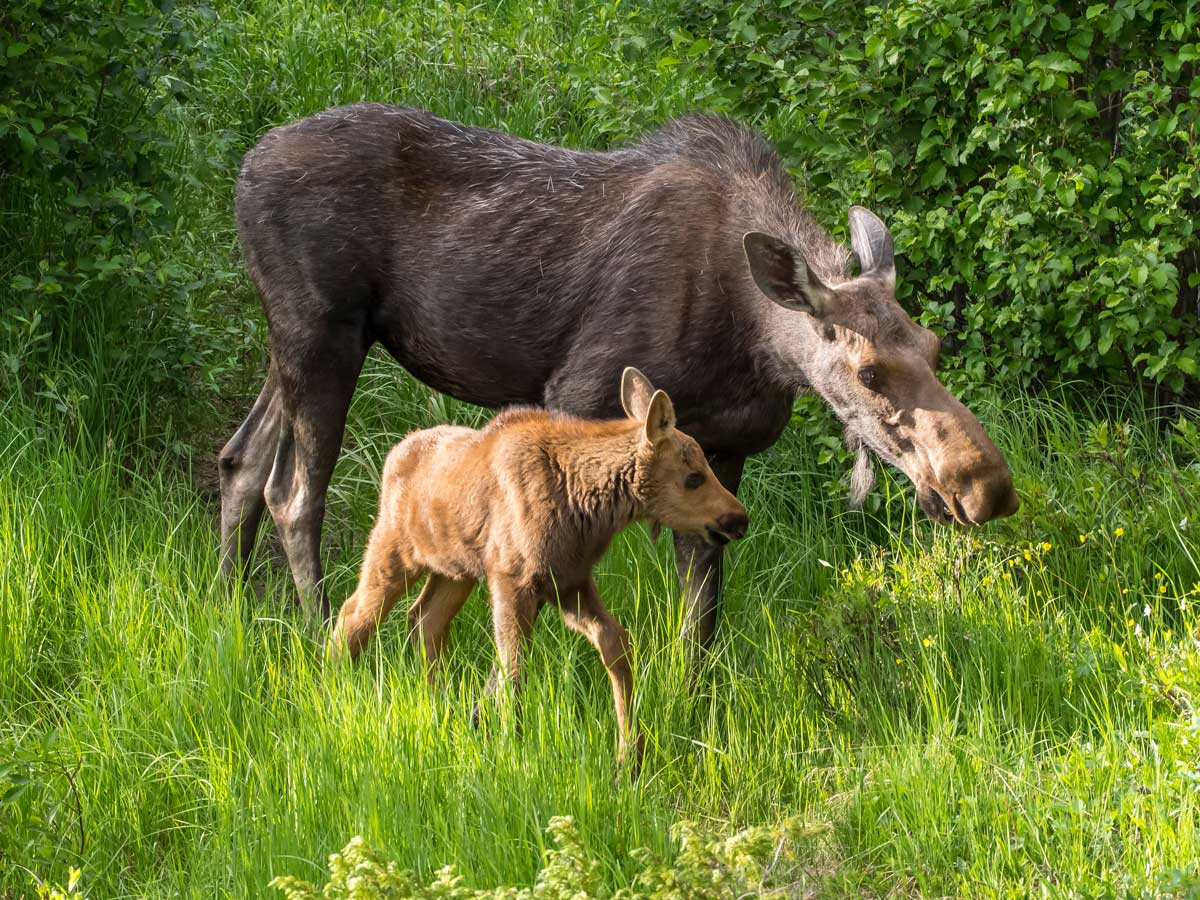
top-left (269, 816), bottom-right (825, 900)
top-left (636, 0), bottom-right (1200, 397)
top-left (0, 0), bottom-right (246, 411)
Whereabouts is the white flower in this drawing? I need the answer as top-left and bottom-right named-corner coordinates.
top-left (1143, 604), bottom-right (1153, 618)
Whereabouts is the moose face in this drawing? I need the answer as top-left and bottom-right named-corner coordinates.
top-left (744, 207), bottom-right (1019, 526)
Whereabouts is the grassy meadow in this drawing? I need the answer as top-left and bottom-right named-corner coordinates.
top-left (3, 1), bottom-right (1200, 897)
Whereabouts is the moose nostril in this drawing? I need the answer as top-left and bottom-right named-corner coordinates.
top-left (998, 484), bottom-right (1020, 518)
top-left (951, 494), bottom-right (972, 525)
top-left (718, 512), bottom-right (748, 539)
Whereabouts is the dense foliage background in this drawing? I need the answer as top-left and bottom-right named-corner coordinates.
top-left (3, 0), bottom-right (1198, 412)
top-left (2, 2), bottom-right (1199, 898)
top-left (651, 0), bottom-right (1200, 395)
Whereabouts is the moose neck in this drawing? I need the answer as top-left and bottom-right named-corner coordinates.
top-left (756, 299), bottom-right (829, 392)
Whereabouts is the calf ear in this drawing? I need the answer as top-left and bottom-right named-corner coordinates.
top-left (743, 232), bottom-right (836, 317)
top-left (621, 366), bottom-right (656, 419)
top-left (644, 390), bottom-right (676, 445)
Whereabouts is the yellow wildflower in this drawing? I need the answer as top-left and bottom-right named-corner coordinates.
top-left (896, 657), bottom-right (903, 665)
top-left (923, 637), bottom-right (932, 648)
top-left (1024, 550), bottom-right (1033, 562)
top-left (1041, 542), bottom-right (1053, 552)
top-left (1154, 572), bottom-right (1163, 580)
top-left (1114, 527), bottom-right (1125, 537)
top-left (1159, 584), bottom-right (1167, 594)
top-left (1079, 534), bottom-right (1087, 544)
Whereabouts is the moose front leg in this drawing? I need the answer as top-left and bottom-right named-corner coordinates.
top-left (673, 454), bottom-right (745, 649)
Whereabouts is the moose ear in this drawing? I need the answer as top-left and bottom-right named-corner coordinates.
top-left (643, 390), bottom-right (676, 445)
top-left (620, 366), bottom-right (656, 420)
top-left (847, 206), bottom-right (895, 284)
top-left (743, 232), bottom-right (836, 317)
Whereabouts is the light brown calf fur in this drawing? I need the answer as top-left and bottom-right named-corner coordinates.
top-left (330, 368), bottom-right (747, 763)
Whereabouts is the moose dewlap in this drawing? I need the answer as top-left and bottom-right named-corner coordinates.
top-left (329, 367), bottom-right (747, 764)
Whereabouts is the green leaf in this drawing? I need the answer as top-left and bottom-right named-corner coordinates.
top-left (6, 42), bottom-right (30, 58)
top-left (1066, 27), bottom-right (1093, 58)
top-left (1031, 52), bottom-right (1081, 74)
top-left (920, 161), bottom-right (947, 189)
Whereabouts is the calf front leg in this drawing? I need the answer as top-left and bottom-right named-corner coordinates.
top-left (475, 574), bottom-right (541, 728)
top-left (561, 579), bottom-right (640, 768)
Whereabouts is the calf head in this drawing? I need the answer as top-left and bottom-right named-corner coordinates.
top-left (743, 207), bottom-right (1019, 526)
top-left (621, 367), bottom-right (748, 545)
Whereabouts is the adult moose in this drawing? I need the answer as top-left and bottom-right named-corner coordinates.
top-left (219, 104), bottom-right (1019, 640)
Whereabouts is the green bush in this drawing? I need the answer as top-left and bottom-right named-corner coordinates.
top-left (0, 0), bottom-right (246, 412)
top-left (269, 817), bottom-right (825, 900)
top-left (641, 0), bottom-right (1200, 396)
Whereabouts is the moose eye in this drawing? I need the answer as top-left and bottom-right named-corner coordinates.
top-left (857, 367), bottom-right (879, 391)
top-left (684, 471), bottom-right (706, 490)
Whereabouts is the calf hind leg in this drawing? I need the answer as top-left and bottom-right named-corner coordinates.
top-left (407, 575), bottom-right (475, 676)
top-left (330, 526), bottom-right (423, 660)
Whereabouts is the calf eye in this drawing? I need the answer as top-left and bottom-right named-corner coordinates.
top-left (857, 367), bottom-right (879, 391)
top-left (684, 471), bottom-right (706, 490)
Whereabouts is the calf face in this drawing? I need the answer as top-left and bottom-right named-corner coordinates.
top-left (621, 368), bottom-right (749, 545)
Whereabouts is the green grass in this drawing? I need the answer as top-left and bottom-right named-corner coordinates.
top-left (3, 0), bottom-right (1200, 897)
top-left (4, 354), bottom-right (1199, 898)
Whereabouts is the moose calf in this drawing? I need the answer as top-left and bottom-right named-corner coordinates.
top-left (330, 368), bottom-right (748, 764)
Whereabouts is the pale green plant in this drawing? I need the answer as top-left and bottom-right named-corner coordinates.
top-left (269, 817), bottom-right (825, 900)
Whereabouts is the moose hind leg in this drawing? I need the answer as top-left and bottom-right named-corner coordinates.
top-left (218, 372), bottom-right (281, 579)
top-left (265, 334), bottom-right (367, 623)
